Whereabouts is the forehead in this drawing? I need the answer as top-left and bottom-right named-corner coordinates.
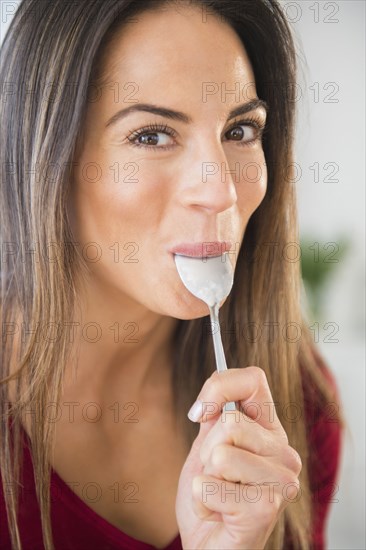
top-left (95, 4), bottom-right (256, 102)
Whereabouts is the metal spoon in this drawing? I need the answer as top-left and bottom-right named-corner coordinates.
top-left (174, 253), bottom-right (238, 413)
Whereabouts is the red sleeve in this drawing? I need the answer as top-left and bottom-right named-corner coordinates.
top-left (304, 351), bottom-right (343, 550)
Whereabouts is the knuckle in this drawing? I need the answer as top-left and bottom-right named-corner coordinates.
top-left (289, 447), bottom-right (303, 474)
top-left (281, 444), bottom-right (302, 474)
top-left (210, 444), bottom-right (229, 467)
top-left (247, 365), bottom-right (268, 386)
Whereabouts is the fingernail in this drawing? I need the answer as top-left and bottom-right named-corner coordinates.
top-left (187, 399), bottom-right (204, 422)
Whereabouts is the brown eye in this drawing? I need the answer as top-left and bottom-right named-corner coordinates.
top-left (138, 133), bottom-right (160, 146)
top-left (227, 127), bottom-right (244, 140)
top-left (127, 124), bottom-right (177, 150)
top-left (225, 125), bottom-right (256, 142)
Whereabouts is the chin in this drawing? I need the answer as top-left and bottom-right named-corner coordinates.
top-left (173, 310), bottom-right (210, 321)
top-left (164, 292), bottom-right (211, 321)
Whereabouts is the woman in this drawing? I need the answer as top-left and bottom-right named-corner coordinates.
top-left (0, 0), bottom-right (342, 549)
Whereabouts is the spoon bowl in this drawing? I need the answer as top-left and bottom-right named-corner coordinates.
top-left (174, 253), bottom-right (234, 307)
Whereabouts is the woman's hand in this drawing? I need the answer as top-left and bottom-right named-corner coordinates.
top-left (175, 367), bottom-right (302, 550)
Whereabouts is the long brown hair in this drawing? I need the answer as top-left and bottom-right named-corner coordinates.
top-left (1, 1), bottom-right (336, 548)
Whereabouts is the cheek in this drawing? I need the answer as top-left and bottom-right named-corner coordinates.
top-left (70, 155), bottom-right (171, 244)
top-left (235, 150), bottom-right (267, 215)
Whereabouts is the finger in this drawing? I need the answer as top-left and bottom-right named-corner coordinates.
top-left (199, 414), bottom-right (302, 473)
top-left (192, 366), bottom-right (284, 432)
top-left (192, 473), bottom-right (300, 522)
top-left (199, 412), bottom-right (280, 464)
top-left (202, 444), bottom-right (302, 488)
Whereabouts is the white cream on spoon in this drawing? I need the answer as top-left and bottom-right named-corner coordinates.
top-left (174, 253), bottom-right (238, 412)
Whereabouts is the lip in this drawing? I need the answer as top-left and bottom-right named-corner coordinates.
top-left (169, 241), bottom-right (232, 258)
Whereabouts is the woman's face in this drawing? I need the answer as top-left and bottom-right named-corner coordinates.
top-left (69, 4), bottom-right (267, 320)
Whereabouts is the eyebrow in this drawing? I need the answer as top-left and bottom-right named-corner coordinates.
top-left (105, 98), bottom-right (268, 128)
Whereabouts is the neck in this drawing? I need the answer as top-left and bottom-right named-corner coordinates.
top-left (63, 276), bottom-right (180, 408)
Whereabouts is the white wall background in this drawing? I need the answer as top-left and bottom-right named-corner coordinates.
top-left (1, 1), bottom-right (365, 548)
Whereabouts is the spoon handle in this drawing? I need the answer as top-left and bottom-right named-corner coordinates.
top-left (209, 305), bottom-right (238, 412)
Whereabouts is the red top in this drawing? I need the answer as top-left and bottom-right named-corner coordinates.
top-left (0, 358), bottom-right (342, 550)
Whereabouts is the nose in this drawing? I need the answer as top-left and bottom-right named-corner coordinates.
top-left (179, 141), bottom-right (238, 214)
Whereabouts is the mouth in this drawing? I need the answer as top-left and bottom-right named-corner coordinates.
top-left (169, 241), bottom-right (232, 258)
